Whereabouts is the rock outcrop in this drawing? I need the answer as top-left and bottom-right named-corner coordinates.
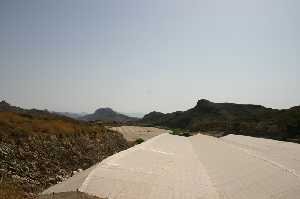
top-left (140, 99), bottom-right (300, 142)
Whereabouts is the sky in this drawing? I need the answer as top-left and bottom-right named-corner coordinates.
top-left (0, 0), bottom-right (299, 114)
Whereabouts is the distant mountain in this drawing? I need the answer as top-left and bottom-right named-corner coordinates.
top-left (81, 107), bottom-right (138, 122)
top-left (0, 100), bottom-right (22, 112)
top-left (0, 100), bottom-right (64, 119)
top-left (140, 99), bottom-right (300, 143)
top-left (54, 111), bottom-right (87, 119)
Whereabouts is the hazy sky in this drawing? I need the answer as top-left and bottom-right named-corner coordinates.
top-left (0, 0), bottom-right (299, 113)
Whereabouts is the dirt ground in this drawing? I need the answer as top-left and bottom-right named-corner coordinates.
top-left (39, 191), bottom-right (104, 199)
top-left (109, 126), bottom-right (171, 141)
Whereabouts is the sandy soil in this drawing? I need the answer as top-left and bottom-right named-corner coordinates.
top-left (109, 126), bottom-right (171, 142)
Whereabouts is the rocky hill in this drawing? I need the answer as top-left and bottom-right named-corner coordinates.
top-left (53, 112), bottom-right (87, 119)
top-left (140, 99), bottom-right (300, 142)
top-left (81, 107), bottom-right (138, 122)
top-left (0, 100), bottom-right (23, 112)
top-left (0, 102), bottom-right (129, 198)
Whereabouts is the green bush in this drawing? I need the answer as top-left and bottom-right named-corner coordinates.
top-left (135, 138), bottom-right (144, 144)
top-left (170, 129), bottom-right (191, 137)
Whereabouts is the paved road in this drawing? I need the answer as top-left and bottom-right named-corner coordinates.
top-left (42, 133), bottom-right (300, 199)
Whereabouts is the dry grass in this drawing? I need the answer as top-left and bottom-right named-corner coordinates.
top-left (0, 184), bottom-right (103, 199)
top-left (0, 112), bottom-right (96, 136)
top-left (0, 111), bottom-right (129, 198)
top-left (0, 178), bottom-right (35, 199)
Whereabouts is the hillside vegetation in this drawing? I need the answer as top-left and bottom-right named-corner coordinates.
top-left (140, 99), bottom-right (300, 143)
top-left (0, 101), bottom-right (129, 198)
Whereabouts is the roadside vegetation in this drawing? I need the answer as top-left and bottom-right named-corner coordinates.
top-left (134, 138), bottom-right (145, 144)
top-left (169, 128), bottom-right (191, 137)
top-left (0, 174), bottom-right (40, 199)
top-left (0, 102), bottom-right (130, 198)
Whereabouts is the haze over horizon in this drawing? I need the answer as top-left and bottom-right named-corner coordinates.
top-left (1, 0), bottom-right (299, 114)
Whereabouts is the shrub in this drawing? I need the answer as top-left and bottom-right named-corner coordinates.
top-left (135, 138), bottom-right (144, 144)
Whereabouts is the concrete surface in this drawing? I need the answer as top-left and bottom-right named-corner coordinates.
top-left (42, 133), bottom-right (300, 199)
